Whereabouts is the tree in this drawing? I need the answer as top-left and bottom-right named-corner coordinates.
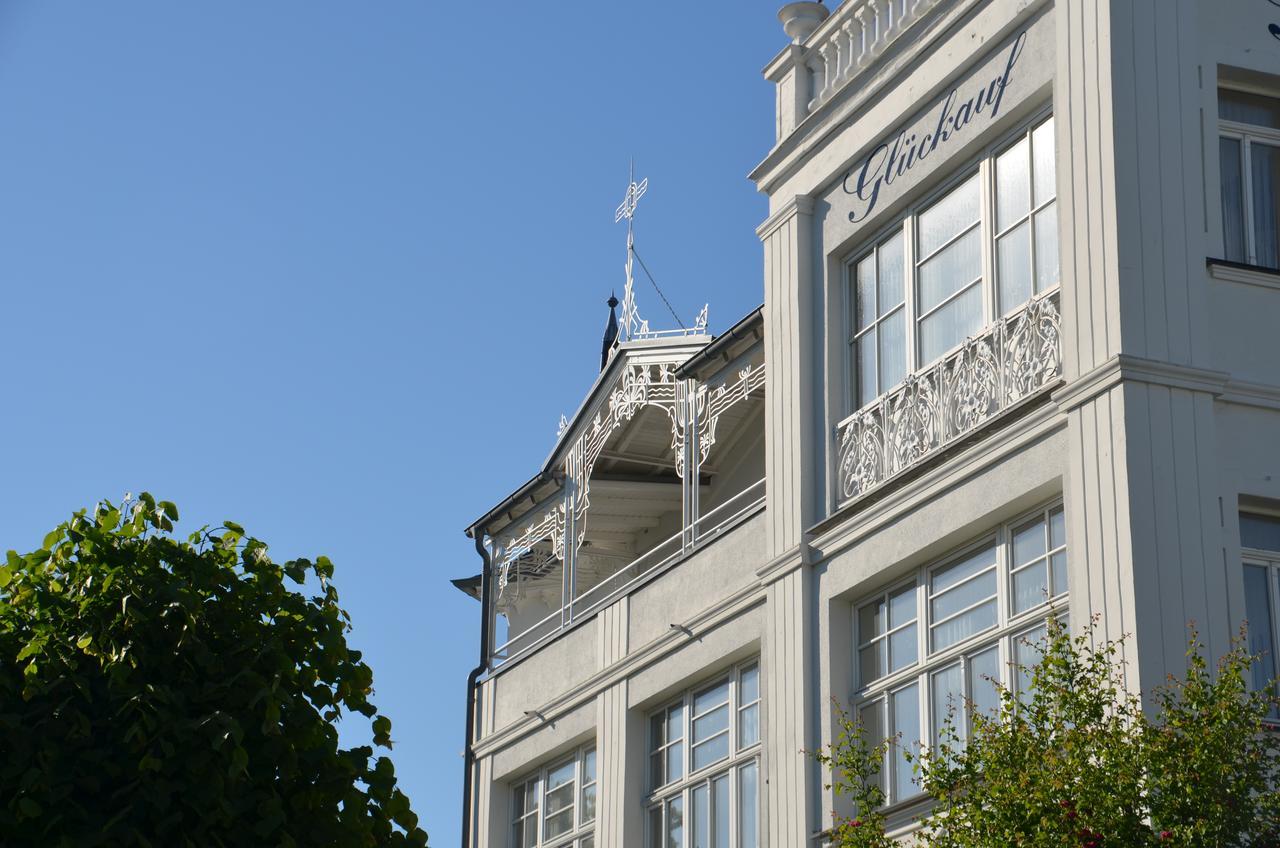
top-left (0, 494), bottom-right (428, 847)
top-left (819, 616), bottom-right (1280, 847)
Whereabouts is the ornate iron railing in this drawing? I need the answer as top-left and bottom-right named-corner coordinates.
top-left (835, 289), bottom-right (1062, 505)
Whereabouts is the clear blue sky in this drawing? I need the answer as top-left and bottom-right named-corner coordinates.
top-left (0, 2), bottom-right (785, 843)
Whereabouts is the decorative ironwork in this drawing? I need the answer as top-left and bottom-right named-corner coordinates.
top-left (683, 361), bottom-right (767, 477)
top-left (836, 290), bottom-right (1062, 504)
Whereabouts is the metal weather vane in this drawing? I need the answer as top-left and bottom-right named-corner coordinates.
top-left (615, 164), bottom-right (651, 341)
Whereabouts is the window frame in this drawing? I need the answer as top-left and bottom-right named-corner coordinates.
top-left (850, 501), bottom-right (1068, 805)
top-left (1218, 85), bottom-right (1280, 268)
top-left (1241, 510), bottom-right (1280, 716)
top-left (645, 660), bottom-right (762, 848)
top-left (842, 106), bottom-right (1059, 416)
top-left (511, 744), bottom-right (597, 848)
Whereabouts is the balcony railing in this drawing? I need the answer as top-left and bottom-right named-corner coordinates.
top-left (835, 289), bottom-right (1062, 505)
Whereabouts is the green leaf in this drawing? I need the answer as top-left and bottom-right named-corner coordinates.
top-left (0, 566), bottom-right (11, 588)
top-left (42, 527), bottom-right (63, 550)
top-left (76, 634), bottom-right (93, 650)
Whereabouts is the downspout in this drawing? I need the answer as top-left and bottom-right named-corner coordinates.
top-left (460, 530), bottom-right (492, 848)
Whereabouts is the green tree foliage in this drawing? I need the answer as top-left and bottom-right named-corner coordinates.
top-left (820, 616), bottom-right (1280, 847)
top-left (0, 494), bottom-right (429, 847)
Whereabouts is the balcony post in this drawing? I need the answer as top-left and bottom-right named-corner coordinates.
top-left (680, 379), bottom-right (702, 550)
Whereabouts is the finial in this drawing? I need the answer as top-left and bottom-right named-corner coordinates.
top-left (600, 292), bottom-right (620, 371)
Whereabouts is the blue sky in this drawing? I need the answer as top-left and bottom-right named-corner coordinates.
top-left (0, 2), bottom-right (786, 843)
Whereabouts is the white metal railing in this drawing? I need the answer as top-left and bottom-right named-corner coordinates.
top-left (835, 289), bottom-right (1061, 505)
top-left (802, 0), bottom-right (944, 114)
top-left (490, 479), bottom-right (767, 665)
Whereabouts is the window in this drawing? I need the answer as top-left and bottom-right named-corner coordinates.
top-left (852, 503), bottom-right (1068, 804)
top-left (847, 114), bottom-right (1058, 411)
top-left (647, 662), bottom-right (761, 848)
top-left (1220, 89), bottom-right (1280, 269)
top-left (512, 746), bottom-right (596, 848)
top-left (1242, 512), bottom-right (1280, 704)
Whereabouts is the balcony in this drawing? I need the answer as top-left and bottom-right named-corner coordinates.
top-left (835, 289), bottom-right (1062, 506)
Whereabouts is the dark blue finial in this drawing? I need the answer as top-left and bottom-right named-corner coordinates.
top-left (601, 293), bottom-right (620, 371)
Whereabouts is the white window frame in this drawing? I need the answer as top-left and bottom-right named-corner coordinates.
top-left (843, 107), bottom-right (1059, 416)
top-left (1241, 510), bottom-right (1280, 716)
top-left (645, 661), bottom-right (762, 848)
top-left (851, 501), bottom-right (1068, 805)
top-left (1218, 85), bottom-right (1280, 268)
top-left (511, 745), bottom-right (597, 848)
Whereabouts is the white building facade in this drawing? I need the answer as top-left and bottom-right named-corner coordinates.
top-left (458, 0), bottom-right (1280, 844)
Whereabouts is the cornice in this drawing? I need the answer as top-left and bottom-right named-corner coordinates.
top-left (1051, 354), bottom-right (1231, 412)
top-left (755, 194), bottom-right (816, 241)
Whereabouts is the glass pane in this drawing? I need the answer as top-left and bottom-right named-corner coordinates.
top-left (891, 684), bottom-right (920, 802)
top-left (1034, 202), bottom-right (1060, 292)
top-left (516, 817), bottom-right (536, 848)
top-left (879, 308), bottom-right (907, 394)
top-left (997, 221), bottom-right (1032, 313)
top-left (933, 545), bottom-right (998, 593)
top-left (650, 751), bottom-right (664, 790)
top-left (692, 733), bottom-right (730, 772)
top-left (918, 173), bottom-right (981, 257)
top-left (878, 231), bottom-right (905, 312)
top-left (740, 664), bottom-right (759, 704)
top-left (932, 599), bottom-right (998, 652)
top-left (888, 624), bottom-right (917, 673)
top-left (857, 331), bottom-right (877, 407)
top-left (860, 642), bottom-right (884, 686)
top-left (738, 703), bottom-right (759, 748)
top-left (547, 760), bottom-right (574, 792)
top-left (1243, 513), bottom-right (1280, 552)
top-left (1013, 560), bottom-right (1049, 614)
top-left (583, 749), bottom-right (596, 784)
top-left (694, 681), bottom-right (730, 717)
top-left (1221, 137), bottom-right (1247, 263)
top-left (1245, 564), bottom-right (1276, 693)
top-left (1032, 117), bottom-right (1056, 206)
top-left (545, 807), bottom-right (574, 840)
top-left (968, 645), bottom-right (1002, 721)
top-left (668, 704), bottom-right (685, 740)
top-left (931, 570), bottom-right (997, 622)
top-left (666, 742), bottom-right (684, 784)
top-left (859, 598), bottom-right (886, 643)
top-left (666, 796), bottom-right (684, 848)
top-left (1015, 626), bottom-right (1047, 696)
top-left (889, 583), bottom-right (917, 628)
top-left (1013, 518), bottom-right (1047, 566)
top-left (582, 835), bottom-right (594, 848)
top-left (1049, 507), bottom-right (1066, 549)
top-left (859, 701), bottom-right (885, 793)
top-left (1050, 551), bottom-right (1068, 598)
top-left (582, 782), bottom-right (596, 823)
top-left (919, 283), bottom-right (983, 365)
top-left (1220, 88), bottom-right (1280, 128)
top-left (996, 137), bottom-right (1031, 232)
top-left (649, 805), bottom-right (663, 848)
top-left (693, 704), bottom-right (729, 745)
top-left (918, 226), bottom-right (982, 314)
top-left (650, 712), bottom-right (666, 751)
top-left (739, 762), bottom-right (759, 848)
top-left (693, 783), bottom-right (709, 848)
top-left (1251, 142), bottom-right (1280, 269)
top-left (855, 254), bottom-right (877, 331)
top-left (713, 774), bottom-right (730, 848)
top-left (931, 662), bottom-right (964, 746)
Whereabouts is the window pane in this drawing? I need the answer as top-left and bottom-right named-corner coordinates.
top-left (692, 732), bottom-right (730, 772)
top-left (859, 597), bottom-right (886, 643)
top-left (693, 783), bottom-right (709, 848)
top-left (1032, 117), bottom-right (1056, 206)
top-left (1243, 514), bottom-right (1280, 552)
top-left (650, 712), bottom-right (666, 752)
top-left (1050, 550), bottom-right (1068, 598)
top-left (712, 774), bottom-right (730, 848)
top-left (649, 806), bottom-right (663, 848)
top-left (1250, 142), bottom-right (1280, 269)
top-left (997, 221), bottom-right (1032, 313)
top-left (857, 331), bottom-right (878, 407)
top-left (1013, 560), bottom-right (1049, 614)
top-left (1245, 564), bottom-right (1276, 693)
top-left (889, 584), bottom-right (917, 628)
top-left (739, 762), bottom-right (759, 848)
top-left (669, 704), bottom-right (685, 740)
top-left (968, 645), bottom-right (1002, 722)
top-left (891, 684), bottom-right (920, 802)
top-left (545, 808), bottom-right (574, 840)
top-left (879, 308), bottom-right (907, 394)
top-left (931, 662), bottom-right (964, 747)
top-left (693, 704), bottom-right (729, 745)
top-left (919, 283), bottom-right (983, 364)
top-left (740, 664), bottom-right (760, 704)
top-left (1034, 202), bottom-right (1060, 292)
top-left (738, 703), bottom-right (759, 748)
top-left (1220, 89), bottom-right (1280, 128)
top-left (582, 783), bottom-right (596, 824)
top-left (1015, 625), bottom-right (1047, 696)
top-left (931, 570), bottom-right (997, 622)
top-left (878, 231), bottom-right (905, 312)
top-left (858, 701), bottom-right (885, 794)
top-left (933, 546), bottom-right (997, 593)
top-left (1049, 507), bottom-right (1066, 549)
top-left (888, 624), bottom-right (918, 672)
top-left (666, 796), bottom-right (684, 848)
top-left (1013, 518), bottom-right (1047, 566)
top-left (1221, 137), bottom-right (1247, 264)
top-left (860, 642), bottom-right (884, 686)
top-left (855, 254), bottom-right (877, 331)
top-left (996, 137), bottom-right (1031, 232)
top-left (582, 835), bottom-right (594, 848)
top-left (932, 599), bottom-right (998, 651)
top-left (918, 173), bottom-right (981, 257)
top-left (694, 681), bottom-right (730, 717)
top-left (666, 742), bottom-right (684, 784)
top-left (516, 817), bottom-right (536, 848)
top-left (918, 226), bottom-right (982, 314)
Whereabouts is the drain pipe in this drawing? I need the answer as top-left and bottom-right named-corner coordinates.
top-left (460, 530), bottom-right (492, 848)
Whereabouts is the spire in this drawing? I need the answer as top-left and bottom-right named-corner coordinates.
top-left (600, 292), bottom-right (620, 371)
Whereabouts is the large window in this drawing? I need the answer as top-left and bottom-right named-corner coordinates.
top-left (847, 114), bottom-right (1059, 411)
top-left (512, 746), bottom-right (596, 848)
top-left (647, 662), bottom-right (761, 848)
top-left (1242, 512), bottom-right (1280, 705)
top-left (1220, 89), bottom-right (1280, 270)
top-left (853, 503), bottom-right (1068, 804)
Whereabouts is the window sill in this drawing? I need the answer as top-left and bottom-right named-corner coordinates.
top-left (1206, 257), bottom-right (1280, 291)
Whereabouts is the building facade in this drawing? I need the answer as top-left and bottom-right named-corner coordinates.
top-left (458, 0), bottom-right (1280, 844)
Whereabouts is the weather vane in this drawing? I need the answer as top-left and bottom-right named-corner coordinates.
top-left (615, 162), bottom-right (650, 340)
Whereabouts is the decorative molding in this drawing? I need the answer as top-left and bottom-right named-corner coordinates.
top-left (835, 289), bottom-right (1061, 505)
top-left (1051, 354), bottom-right (1231, 413)
top-left (1207, 258), bottom-right (1280, 292)
top-left (755, 194), bottom-right (816, 240)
